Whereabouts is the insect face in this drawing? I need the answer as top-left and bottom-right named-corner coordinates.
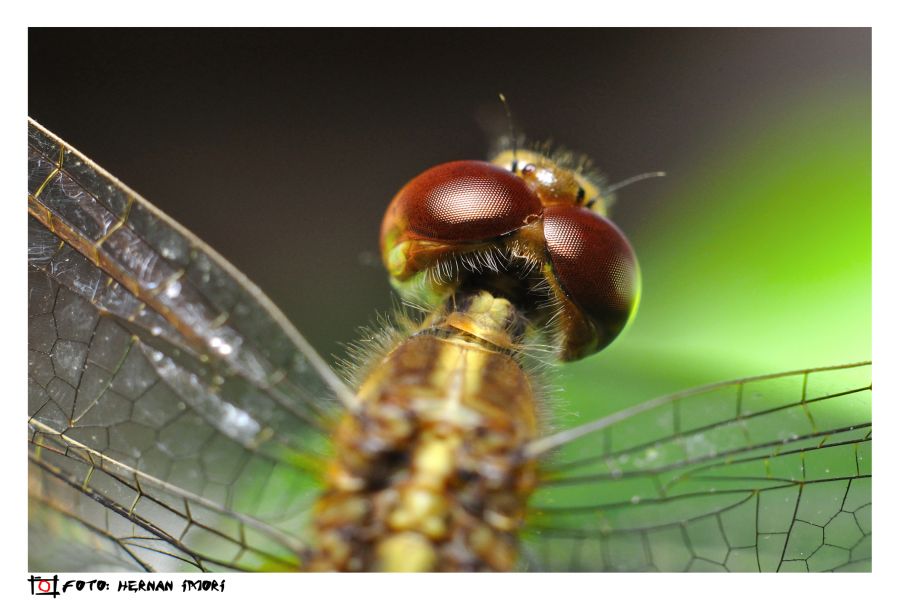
top-left (380, 149), bottom-right (639, 360)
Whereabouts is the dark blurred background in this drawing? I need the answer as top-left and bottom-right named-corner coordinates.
top-left (28, 29), bottom-right (870, 409)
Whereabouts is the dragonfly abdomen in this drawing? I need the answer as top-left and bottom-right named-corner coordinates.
top-left (310, 292), bottom-right (540, 572)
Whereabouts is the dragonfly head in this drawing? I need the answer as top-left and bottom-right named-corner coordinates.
top-left (380, 148), bottom-right (640, 361)
top-left (490, 148), bottom-right (611, 215)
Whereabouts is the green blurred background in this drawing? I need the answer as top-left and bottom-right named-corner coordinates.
top-left (28, 29), bottom-right (870, 423)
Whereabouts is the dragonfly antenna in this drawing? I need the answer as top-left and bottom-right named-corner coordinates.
top-left (498, 93), bottom-right (519, 172)
top-left (606, 170), bottom-right (666, 193)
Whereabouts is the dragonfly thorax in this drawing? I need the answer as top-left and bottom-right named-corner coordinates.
top-left (311, 290), bottom-right (541, 571)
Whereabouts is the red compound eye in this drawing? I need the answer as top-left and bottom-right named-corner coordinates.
top-left (543, 206), bottom-right (640, 349)
top-left (385, 161), bottom-right (541, 243)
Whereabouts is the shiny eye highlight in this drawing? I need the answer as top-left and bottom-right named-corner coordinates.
top-left (383, 161), bottom-right (541, 243)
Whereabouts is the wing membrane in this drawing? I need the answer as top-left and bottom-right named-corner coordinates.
top-left (27, 119), bottom-right (341, 571)
top-left (524, 363), bottom-right (872, 572)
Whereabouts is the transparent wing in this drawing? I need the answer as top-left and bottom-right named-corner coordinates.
top-left (27, 119), bottom-right (342, 571)
top-left (523, 362), bottom-right (872, 572)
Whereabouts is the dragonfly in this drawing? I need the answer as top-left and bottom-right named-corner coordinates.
top-left (27, 118), bottom-right (872, 572)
